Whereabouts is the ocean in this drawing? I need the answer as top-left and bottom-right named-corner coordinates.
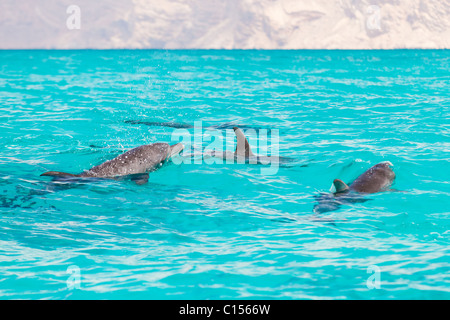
top-left (0, 49), bottom-right (449, 299)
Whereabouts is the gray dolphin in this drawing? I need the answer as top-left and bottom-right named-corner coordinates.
top-left (41, 142), bottom-right (184, 185)
top-left (313, 161), bottom-right (396, 214)
top-left (205, 127), bottom-right (295, 165)
top-left (124, 120), bottom-right (269, 131)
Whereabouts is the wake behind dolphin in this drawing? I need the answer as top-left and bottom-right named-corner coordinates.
top-left (41, 142), bottom-right (184, 185)
top-left (313, 161), bottom-right (396, 214)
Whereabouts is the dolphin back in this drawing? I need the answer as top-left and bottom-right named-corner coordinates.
top-left (41, 171), bottom-right (79, 178)
top-left (83, 143), bottom-right (171, 178)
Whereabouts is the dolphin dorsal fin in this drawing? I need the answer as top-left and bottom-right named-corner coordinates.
top-left (333, 179), bottom-right (350, 193)
top-left (234, 127), bottom-right (255, 157)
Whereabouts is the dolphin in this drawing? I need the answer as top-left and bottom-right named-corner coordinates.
top-left (313, 161), bottom-right (396, 214)
top-left (205, 127), bottom-right (295, 165)
top-left (124, 120), bottom-right (269, 131)
top-left (41, 142), bottom-right (184, 185)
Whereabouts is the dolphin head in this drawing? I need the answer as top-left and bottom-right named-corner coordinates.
top-left (349, 161), bottom-right (396, 193)
top-left (372, 161), bottom-right (395, 182)
top-left (376, 161), bottom-right (393, 168)
top-left (168, 143), bottom-right (184, 159)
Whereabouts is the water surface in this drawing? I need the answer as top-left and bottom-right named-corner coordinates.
top-left (0, 50), bottom-right (449, 299)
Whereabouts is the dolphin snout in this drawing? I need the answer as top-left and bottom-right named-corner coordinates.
top-left (169, 143), bottom-right (184, 158)
top-left (380, 161), bottom-right (394, 167)
top-left (374, 161), bottom-right (394, 169)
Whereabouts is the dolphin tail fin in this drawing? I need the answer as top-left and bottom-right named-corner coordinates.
top-left (333, 179), bottom-right (350, 193)
top-left (233, 127), bottom-right (255, 157)
top-left (168, 143), bottom-right (184, 158)
top-left (41, 171), bottom-right (78, 178)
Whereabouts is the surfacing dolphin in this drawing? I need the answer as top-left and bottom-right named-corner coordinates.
top-left (205, 127), bottom-right (295, 165)
top-left (313, 161), bottom-right (396, 214)
top-left (124, 120), bottom-right (269, 131)
top-left (41, 142), bottom-right (184, 185)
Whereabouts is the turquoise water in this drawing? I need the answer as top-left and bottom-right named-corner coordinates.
top-left (0, 50), bottom-right (449, 299)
